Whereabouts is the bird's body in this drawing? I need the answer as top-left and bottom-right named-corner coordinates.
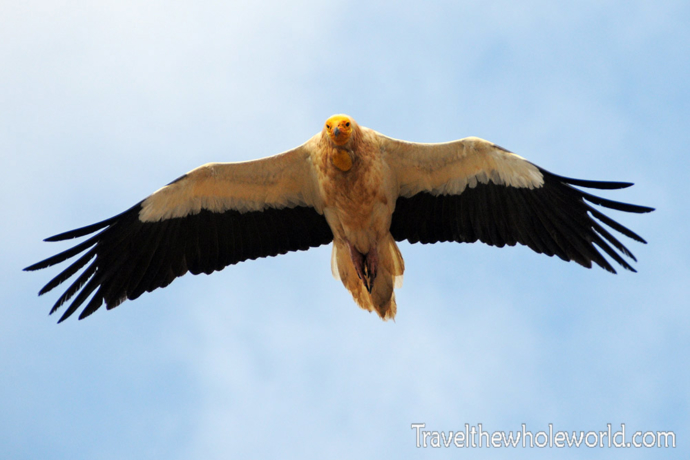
top-left (27, 115), bottom-right (654, 322)
top-left (315, 119), bottom-right (403, 318)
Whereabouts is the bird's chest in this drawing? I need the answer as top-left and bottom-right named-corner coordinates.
top-left (321, 157), bottom-right (391, 247)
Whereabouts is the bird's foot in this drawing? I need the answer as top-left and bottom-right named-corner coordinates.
top-left (348, 241), bottom-right (366, 282)
top-left (347, 242), bottom-right (378, 293)
top-left (365, 245), bottom-right (378, 290)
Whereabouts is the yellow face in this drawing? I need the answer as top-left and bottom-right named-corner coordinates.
top-left (325, 115), bottom-right (353, 146)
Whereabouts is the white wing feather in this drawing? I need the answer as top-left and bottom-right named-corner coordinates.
top-left (376, 134), bottom-right (544, 197)
top-left (139, 137), bottom-right (324, 222)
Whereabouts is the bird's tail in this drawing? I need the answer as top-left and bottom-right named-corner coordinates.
top-left (331, 234), bottom-right (404, 320)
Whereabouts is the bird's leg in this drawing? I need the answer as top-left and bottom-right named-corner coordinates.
top-left (347, 241), bottom-right (379, 294)
top-left (364, 244), bottom-right (378, 292)
top-left (348, 241), bottom-right (367, 285)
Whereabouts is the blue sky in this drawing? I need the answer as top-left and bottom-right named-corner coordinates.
top-left (2, 1), bottom-right (688, 458)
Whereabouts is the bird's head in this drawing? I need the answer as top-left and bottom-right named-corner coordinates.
top-left (324, 114), bottom-right (354, 147)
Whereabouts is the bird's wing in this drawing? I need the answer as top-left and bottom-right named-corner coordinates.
top-left (378, 134), bottom-right (654, 273)
top-left (25, 142), bottom-right (333, 322)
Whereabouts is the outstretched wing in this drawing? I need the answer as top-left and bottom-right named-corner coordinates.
top-left (26, 143), bottom-right (333, 322)
top-left (380, 135), bottom-right (654, 273)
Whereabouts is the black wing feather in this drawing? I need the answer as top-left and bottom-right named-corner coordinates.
top-left (26, 203), bottom-right (333, 322)
top-left (390, 167), bottom-right (653, 273)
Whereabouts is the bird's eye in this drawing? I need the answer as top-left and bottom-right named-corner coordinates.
top-left (346, 122), bottom-right (350, 127)
top-left (326, 124), bottom-right (331, 129)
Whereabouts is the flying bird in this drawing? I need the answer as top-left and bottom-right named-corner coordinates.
top-left (26, 114), bottom-right (654, 322)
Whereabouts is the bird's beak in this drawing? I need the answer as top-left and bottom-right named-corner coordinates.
top-left (333, 127), bottom-right (341, 137)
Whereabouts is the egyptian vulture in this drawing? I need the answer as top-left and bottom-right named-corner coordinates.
top-left (26, 114), bottom-right (653, 323)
